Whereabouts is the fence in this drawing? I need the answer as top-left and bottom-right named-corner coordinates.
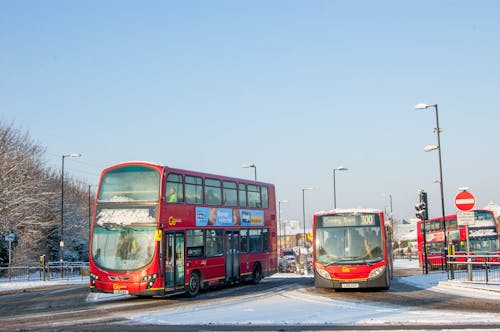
top-left (0, 262), bottom-right (89, 282)
top-left (393, 252), bottom-right (418, 260)
top-left (447, 254), bottom-right (500, 284)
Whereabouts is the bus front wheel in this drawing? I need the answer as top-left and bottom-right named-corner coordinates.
top-left (186, 271), bottom-right (201, 297)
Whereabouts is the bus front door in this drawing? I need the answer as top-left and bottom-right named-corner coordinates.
top-left (225, 231), bottom-right (240, 282)
top-left (164, 232), bottom-right (185, 294)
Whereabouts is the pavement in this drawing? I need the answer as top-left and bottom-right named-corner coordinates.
top-left (439, 279), bottom-right (500, 294)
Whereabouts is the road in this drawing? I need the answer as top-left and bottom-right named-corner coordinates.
top-left (0, 269), bottom-right (498, 331)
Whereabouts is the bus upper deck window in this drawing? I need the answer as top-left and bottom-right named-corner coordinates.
top-left (248, 185), bottom-right (261, 208)
top-left (166, 173), bottom-right (184, 203)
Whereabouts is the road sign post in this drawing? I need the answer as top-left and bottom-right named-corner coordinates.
top-left (4, 234), bottom-right (15, 267)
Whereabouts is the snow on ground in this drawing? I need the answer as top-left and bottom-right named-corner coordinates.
top-left (124, 260), bottom-right (500, 327)
top-left (127, 287), bottom-right (500, 328)
top-left (397, 259), bottom-right (500, 301)
top-left (0, 277), bottom-right (88, 292)
top-left (1, 259), bottom-right (499, 328)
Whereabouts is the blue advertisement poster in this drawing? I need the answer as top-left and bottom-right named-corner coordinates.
top-left (195, 207), bottom-right (264, 227)
top-left (239, 209), bottom-right (264, 226)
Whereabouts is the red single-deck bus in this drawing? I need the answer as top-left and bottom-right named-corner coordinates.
top-left (312, 209), bottom-right (392, 290)
top-left (89, 162), bottom-right (277, 297)
top-left (416, 209), bottom-right (499, 269)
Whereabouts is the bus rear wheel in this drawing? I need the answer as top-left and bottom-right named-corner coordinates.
top-left (186, 271), bottom-right (201, 297)
top-left (252, 265), bottom-right (262, 284)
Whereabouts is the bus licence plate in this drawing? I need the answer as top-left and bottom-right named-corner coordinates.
top-left (113, 289), bottom-right (129, 295)
top-left (341, 283), bottom-right (359, 289)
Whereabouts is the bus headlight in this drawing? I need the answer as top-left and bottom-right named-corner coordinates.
top-left (89, 272), bottom-right (99, 285)
top-left (142, 273), bottom-right (158, 289)
top-left (368, 266), bottom-right (385, 280)
top-left (316, 267), bottom-right (331, 280)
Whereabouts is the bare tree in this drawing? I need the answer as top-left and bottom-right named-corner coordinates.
top-left (0, 121), bottom-right (90, 265)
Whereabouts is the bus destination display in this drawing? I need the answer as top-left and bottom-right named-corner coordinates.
top-left (320, 214), bottom-right (378, 227)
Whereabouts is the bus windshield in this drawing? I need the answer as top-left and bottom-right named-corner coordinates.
top-left (92, 226), bottom-right (156, 271)
top-left (92, 202), bottom-right (159, 270)
top-left (98, 165), bottom-right (160, 202)
top-left (315, 226), bottom-right (383, 265)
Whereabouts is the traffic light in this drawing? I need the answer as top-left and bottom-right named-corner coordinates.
top-left (415, 190), bottom-right (428, 220)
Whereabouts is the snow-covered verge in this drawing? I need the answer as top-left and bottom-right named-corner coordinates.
top-left (0, 277), bottom-right (88, 292)
top-left (123, 259), bottom-right (499, 327)
top-left (126, 271), bottom-right (500, 328)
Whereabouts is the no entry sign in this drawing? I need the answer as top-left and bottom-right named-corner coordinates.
top-left (455, 191), bottom-right (476, 211)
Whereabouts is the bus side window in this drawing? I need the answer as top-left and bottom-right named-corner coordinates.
top-left (240, 229), bottom-right (249, 253)
top-left (206, 230), bottom-right (223, 257)
top-left (186, 230), bottom-right (204, 258)
top-left (448, 219), bottom-right (457, 229)
top-left (248, 185), bottom-right (261, 208)
top-left (249, 229), bottom-right (262, 252)
top-left (238, 183), bottom-right (247, 208)
top-left (166, 173), bottom-right (184, 203)
top-left (185, 176), bottom-right (203, 204)
top-left (223, 181), bottom-right (238, 206)
top-left (262, 228), bottom-right (269, 252)
top-left (205, 178), bottom-right (222, 205)
top-left (261, 186), bottom-right (269, 209)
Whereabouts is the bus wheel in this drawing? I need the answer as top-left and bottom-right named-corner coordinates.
top-left (381, 270), bottom-right (391, 290)
top-left (252, 265), bottom-right (262, 284)
top-left (186, 272), bottom-right (201, 297)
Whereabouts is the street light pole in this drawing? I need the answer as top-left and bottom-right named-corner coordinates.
top-left (60, 152), bottom-right (82, 278)
top-left (88, 184), bottom-right (95, 243)
top-left (416, 103), bottom-right (447, 266)
top-left (388, 193), bottom-right (393, 233)
top-left (242, 163), bottom-right (257, 180)
top-left (333, 166), bottom-right (348, 209)
top-left (278, 200), bottom-right (288, 252)
top-left (301, 187), bottom-right (313, 273)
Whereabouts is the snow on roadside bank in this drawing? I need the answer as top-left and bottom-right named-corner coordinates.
top-left (125, 259), bottom-right (499, 327)
top-left (126, 277), bottom-right (500, 327)
top-left (0, 277), bottom-right (88, 292)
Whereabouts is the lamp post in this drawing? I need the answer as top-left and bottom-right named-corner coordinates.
top-left (60, 152), bottom-right (82, 277)
top-left (302, 187), bottom-right (313, 273)
top-left (88, 184), bottom-right (95, 243)
top-left (333, 166), bottom-right (348, 209)
top-left (416, 103), bottom-right (447, 267)
top-left (278, 200), bottom-right (288, 252)
top-left (387, 193), bottom-right (393, 234)
top-left (242, 163), bottom-right (257, 180)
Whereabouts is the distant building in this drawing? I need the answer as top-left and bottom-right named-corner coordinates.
top-left (282, 219), bottom-right (302, 235)
top-left (280, 220), bottom-right (303, 248)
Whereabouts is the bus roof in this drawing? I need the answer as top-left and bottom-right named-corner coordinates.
top-left (100, 161), bottom-right (274, 187)
top-left (166, 166), bottom-right (274, 187)
top-left (314, 208), bottom-right (383, 216)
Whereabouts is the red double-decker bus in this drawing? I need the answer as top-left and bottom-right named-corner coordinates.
top-left (312, 209), bottom-right (392, 290)
top-left (416, 209), bottom-right (499, 269)
top-left (89, 162), bottom-right (277, 297)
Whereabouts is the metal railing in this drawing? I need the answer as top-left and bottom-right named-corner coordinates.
top-left (393, 253), bottom-right (418, 260)
top-left (447, 254), bottom-right (500, 284)
top-left (0, 262), bottom-right (89, 282)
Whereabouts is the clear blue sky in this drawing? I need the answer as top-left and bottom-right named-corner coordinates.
top-left (1, 1), bottom-right (499, 226)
